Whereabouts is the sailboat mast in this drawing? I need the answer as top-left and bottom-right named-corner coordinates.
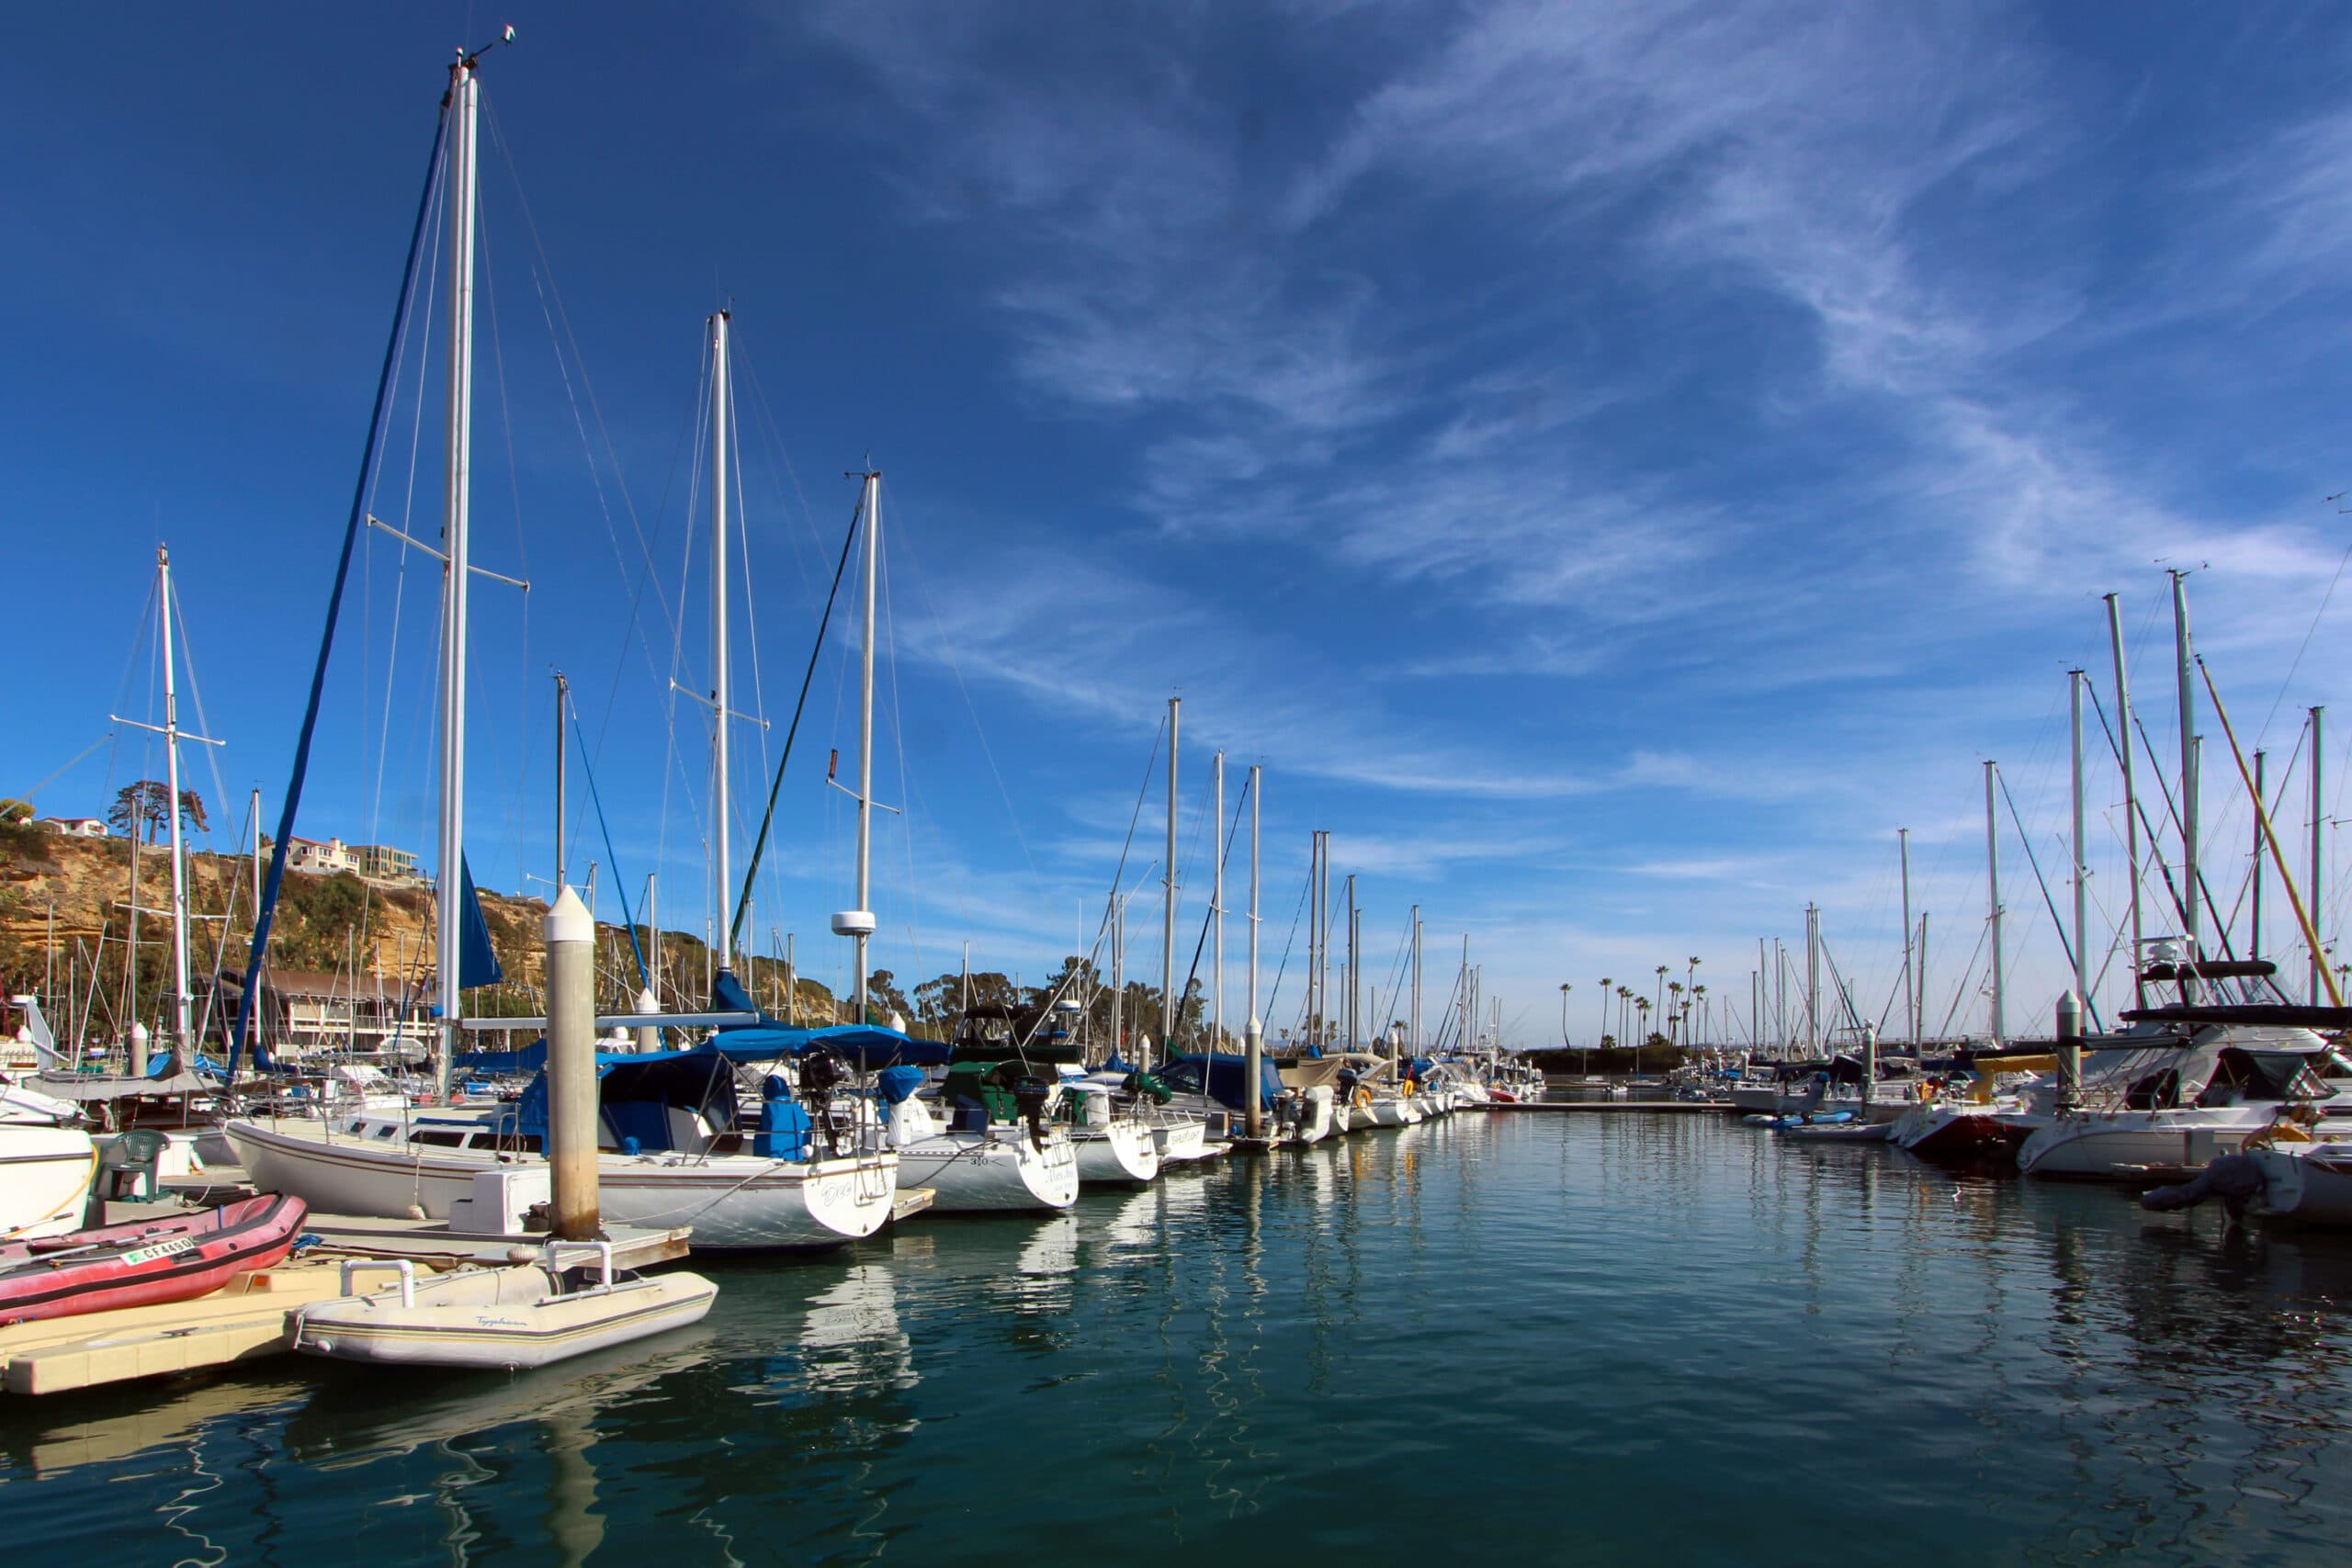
top-left (1212, 750), bottom-right (1224, 1049)
top-left (435, 50), bottom-right (481, 1093)
top-left (2104, 593), bottom-right (2145, 1007)
top-left (554, 670), bottom-right (569, 890)
top-left (1247, 766), bottom-right (1261, 1035)
top-left (709, 310), bottom-right (733, 970)
top-left (1409, 905), bottom-right (1421, 1055)
top-left (1344, 874), bottom-right (1357, 1051)
top-left (1898, 828), bottom-right (1914, 1046)
top-left (853, 468), bottom-right (879, 1021)
top-left (2313, 706), bottom-right (2327, 1005)
top-left (2071, 671), bottom-right (2090, 1019)
top-left (156, 547), bottom-right (192, 1056)
top-left (1985, 760), bottom-right (2005, 1043)
top-left (1160, 696), bottom-right (1178, 1058)
top-left (2171, 570), bottom-right (2199, 968)
top-left (2250, 749), bottom-right (2267, 963)
top-left (1804, 903), bottom-right (1819, 1052)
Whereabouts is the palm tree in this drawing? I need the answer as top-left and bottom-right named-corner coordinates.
top-left (1597, 977), bottom-right (1612, 1070)
top-left (1666, 980), bottom-right (1685, 1045)
top-left (1692, 984), bottom-right (1708, 1047)
top-left (1654, 964), bottom-right (1668, 1024)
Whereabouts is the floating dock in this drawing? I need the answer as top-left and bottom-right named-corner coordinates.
top-left (1491, 1100), bottom-right (1727, 1113)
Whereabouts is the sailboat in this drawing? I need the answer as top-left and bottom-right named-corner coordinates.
top-left (829, 472), bottom-right (1077, 1214)
top-left (224, 57), bottom-right (899, 1248)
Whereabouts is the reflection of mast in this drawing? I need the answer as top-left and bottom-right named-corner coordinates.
top-left (541, 1406), bottom-right (605, 1568)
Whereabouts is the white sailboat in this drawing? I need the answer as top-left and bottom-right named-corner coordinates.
top-left (226, 60), bottom-right (899, 1248)
top-left (837, 471), bottom-right (1076, 1215)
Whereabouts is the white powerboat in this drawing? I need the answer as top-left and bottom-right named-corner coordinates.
top-left (2018, 1023), bottom-right (2347, 1182)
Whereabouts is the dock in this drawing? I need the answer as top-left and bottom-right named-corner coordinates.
top-left (0, 1261), bottom-right (397, 1394)
top-left (1492, 1100), bottom-right (1728, 1113)
top-left (0, 1203), bottom-right (695, 1396)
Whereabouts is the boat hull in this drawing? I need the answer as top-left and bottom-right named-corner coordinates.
top-left (0, 1128), bottom-right (96, 1240)
top-left (0, 1193), bottom-right (308, 1325)
top-left (2018, 1108), bottom-right (2281, 1182)
top-left (2252, 1145), bottom-right (2352, 1227)
top-left (891, 1132), bottom-right (1079, 1212)
top-left (1073, 1121), bottom-right (1160, 1185)
top-left (295, 1267), bottom-right (718, 1369)
top-left (224, 1118), bottom-right (899, 1249)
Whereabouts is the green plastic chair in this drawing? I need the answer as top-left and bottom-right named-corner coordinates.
top-left (103, 1128), bottom-right (171, 1201)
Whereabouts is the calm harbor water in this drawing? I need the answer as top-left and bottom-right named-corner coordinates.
top-left (6, 1111), bottom-right (2352, 1564)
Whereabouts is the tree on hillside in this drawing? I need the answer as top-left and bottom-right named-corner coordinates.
top-left (911, 969), bottom-right (1020, 1032)
top-left (865, 970), bottom-right (912, 1025)
top-left (108, 780), bottom-right (207, 843)
top-left (0, 798), bottom-right (31, 825)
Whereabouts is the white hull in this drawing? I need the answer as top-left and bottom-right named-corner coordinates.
top-left (2018, 1108), bottom-right (2284, 1181)
top-left (1290, 1087), bottom-right (1339, 1145)
top-left (1369, 1097), bottom-right (1418, 1128)
top-left (1072, 1120), bottom-right (1161, 1185)
top-left (0, 1127), bottom-right (96, 1239)
top-left (2252, 1145), bottom-right (2352, 1227)
top-left (225, 1118), bottom-right (899, 1248)
top-left (891, 1131), bottom-right (1079, 1212)
top-left (295, 1265), bottom-right (717, 1369)
top-left (1153, 1118), bottom-right (1220, 1163)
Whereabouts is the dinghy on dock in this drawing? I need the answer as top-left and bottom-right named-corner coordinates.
top-left (292, 1242), bottom-right (716, 1371)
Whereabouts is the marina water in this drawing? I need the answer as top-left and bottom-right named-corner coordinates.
top-left (6, 1111), bottom-right (2350, 1563)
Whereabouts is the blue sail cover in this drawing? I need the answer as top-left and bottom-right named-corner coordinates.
top-left (1159, 1053), bottom-right (1285, 1111)
top-left (458, 856), bottom-right (504, 990)
top-left (706, 968), bottom-right (952, 1066)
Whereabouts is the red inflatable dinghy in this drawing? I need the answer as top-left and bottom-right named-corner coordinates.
top-left (0, 1192), bottom-right (309, 1325)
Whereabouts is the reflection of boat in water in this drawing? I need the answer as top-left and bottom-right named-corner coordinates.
top-left (0, 1369), bottom-right (314, 1478)
top-left (279, 1329), bottom-right (718, 1469)
top-left (793, 1262), bottom-right (915, 1393)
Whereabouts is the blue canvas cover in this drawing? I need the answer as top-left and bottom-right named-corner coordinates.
top-left (1159, 1053), bottom-right (1284, 1111)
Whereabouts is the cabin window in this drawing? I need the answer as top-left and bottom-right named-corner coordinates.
top-left (372, 1124), bottom-right (397, 1140)
top-left (410, 1130), bottom-right (469, 1147)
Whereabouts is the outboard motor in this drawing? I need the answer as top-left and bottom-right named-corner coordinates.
top-left (1012, 1079), bottom-right (1052, 1150)
top-left (799, 1049), bottom-right (850, 1155)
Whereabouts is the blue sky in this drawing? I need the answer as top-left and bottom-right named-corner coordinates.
top-left (8, 2), bottom-right (2352, 1046)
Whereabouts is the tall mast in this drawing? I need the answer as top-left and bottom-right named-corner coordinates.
top-left (2171, 570), bottom-right (2199, 966)
top-left (1161, 696), bottom-right (1178, 1057)
top-left (1985, 760), bottom-right (2005, 1043)
top-left (1212, 750), bottom-right (1225, 1050)
top-left (1247, 766), bottom-right (1261, 1040)
top-left (2252, 749), bottom-right (2267, 964)
top-left (1344, 874), bottom-right (1357, 1051)
top-left (156, 547), bottom-right (193, 1058)
top-left (2070, 671), bottom-right (2090, 1020)
top-left (435, 47), bottom-right (481, 1093)
top-left (2105, 593), bottom-right (2145, 1007)
top-left (851, 468), bottom-right (880, 1021)
top-left (1804, 903), bottom-right (1819, 1052)
top-left (554, 670), bottom-right (569, 890)
top-left (1110, 896), bottom-right (1123, 1054)
top-left (708, 310), bottom-right (734, 970)
top-left (2313, 706), bottom-right (2327, 1005)
top-left (1898, 829), bottom-right (1915, 1046)
top-left (1409, 905), bottom-right (1421, 1055)
top-left (1917, 914), bottom-right (1928, 1043)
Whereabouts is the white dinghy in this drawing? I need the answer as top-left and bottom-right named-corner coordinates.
top-left (293, 1243), bottom-right (716, 1371)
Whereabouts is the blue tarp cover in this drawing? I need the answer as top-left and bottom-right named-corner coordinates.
top-left (1159, 1053), bottom-right (1284, 1111)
